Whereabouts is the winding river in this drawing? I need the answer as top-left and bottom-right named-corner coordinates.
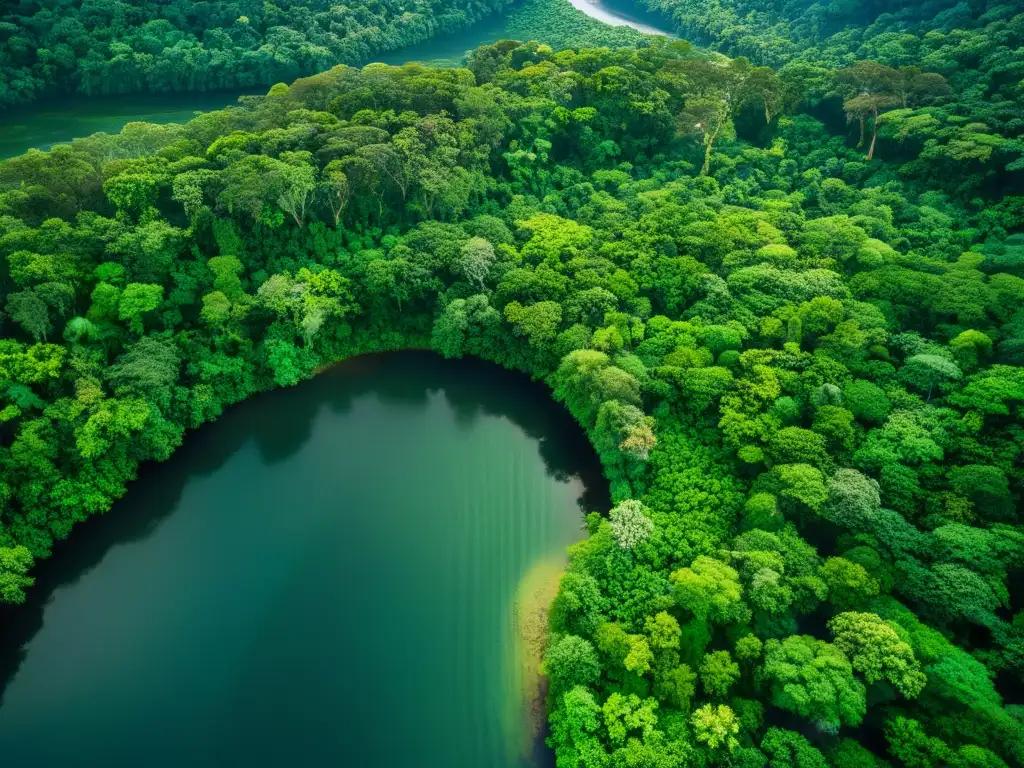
top-left (0, 0), bottom-right (676, 159)
top-left (0, 352), bottom-right (608, 766)
top-left (565, 0), bottom-right (672, 35)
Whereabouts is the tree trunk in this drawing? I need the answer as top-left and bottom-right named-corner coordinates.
top-left (331, 197), bottom-right (346, 228)
top-left (867, 108), bottom-right (879, 161)
top-left (857, 116), bottom-right (865, 148)
top-left (701, 136), bottom-right (714, 175)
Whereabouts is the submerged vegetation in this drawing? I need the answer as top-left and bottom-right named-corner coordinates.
top-left (514, 555), bottom-right (569, 753)
top-left (0, 1), bottom-right (1023, 766)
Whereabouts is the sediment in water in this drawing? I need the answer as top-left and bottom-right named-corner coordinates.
top-left (510, 555), bottom-right (566, 760)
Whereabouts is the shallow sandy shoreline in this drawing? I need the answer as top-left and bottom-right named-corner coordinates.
top-left (513, 556), bottom-right (566, 756)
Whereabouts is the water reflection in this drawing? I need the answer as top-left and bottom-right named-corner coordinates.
top-left (0, 351), bottom-right (608, 712)
top-left (565, 0), bottom-right (676, 36)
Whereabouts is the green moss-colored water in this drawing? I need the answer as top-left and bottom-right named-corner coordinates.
top-left (0, 352), bottom-right (606, 767)
top-left (0, 91), bottom-right (262, 161)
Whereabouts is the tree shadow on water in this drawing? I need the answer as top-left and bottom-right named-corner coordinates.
top-left (0, 350), bottom-right (608, 707)
top-left (324, 352), bottom-right (607, 502)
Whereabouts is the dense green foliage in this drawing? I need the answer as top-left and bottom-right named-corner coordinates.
top-left (0, 0), bottom-right (515, 106)
top-left (0, 0), bottom-right (657, 108)
top-left (503, 0), bottom-right (650, 52)
top-left (638, 0), bottom-right (1024, 201)
top-left (1, 20), bottom-right (1024, 768)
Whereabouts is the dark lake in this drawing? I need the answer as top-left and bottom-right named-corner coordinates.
top-left (0, 352), bottom-right (607, 767)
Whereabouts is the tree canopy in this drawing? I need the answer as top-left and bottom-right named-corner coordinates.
top-left (0, 15), bottom-right (1022, 768)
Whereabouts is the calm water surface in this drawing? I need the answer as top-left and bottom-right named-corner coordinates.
top-left (0, 0), bottom-right (675, 158)
top-left (0, 352), bottom-right (607, 767)
top-left (0, 91), bottom-right (261, 160)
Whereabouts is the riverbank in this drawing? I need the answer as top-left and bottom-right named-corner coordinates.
top-left (565, 0), bottom-right (673, 36)
top-left (512, 555), bottom-right (567, 761)
top-left (0, 0), bottom-right (675, 159)
top-left (0, 352), bottom-right (601, 766)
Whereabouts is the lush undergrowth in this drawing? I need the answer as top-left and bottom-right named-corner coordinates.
top-left (1, 34), bottom-right (1023, 768)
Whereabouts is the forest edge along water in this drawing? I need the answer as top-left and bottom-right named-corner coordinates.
top-left (3, 1), bottom-right (1024, 765)
top-left (515, 555), bottom-right (570, 753)
top-left (0, 352), bottom-right (610, 766)
top-left (0, 0), bottom-right (676, 159)
top-left (565, 0), bottom-right (674, 36)
top-left (0, 2), bottom-right (652, 762)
